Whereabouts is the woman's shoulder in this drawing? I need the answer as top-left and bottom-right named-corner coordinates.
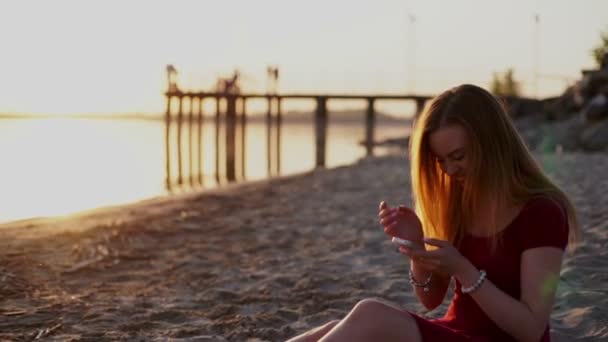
top-left (521, 196), bottom-right (567, 216)
top-left (516, 195), bottom-right (569, 250)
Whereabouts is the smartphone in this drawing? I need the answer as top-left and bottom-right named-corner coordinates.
top-left (391, 237), bottom-right (420, 249)
top-left (391, 237), bottom-right (415, 248)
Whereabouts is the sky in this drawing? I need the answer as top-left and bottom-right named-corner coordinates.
top-left (0, 0), bottom-right (606, 115)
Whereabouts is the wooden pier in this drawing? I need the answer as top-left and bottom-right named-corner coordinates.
top-left (164, 90), bottom-right (432, 190)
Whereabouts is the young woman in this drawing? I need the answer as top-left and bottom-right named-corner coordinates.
top-left (287, 84), bottom-right (580, 342)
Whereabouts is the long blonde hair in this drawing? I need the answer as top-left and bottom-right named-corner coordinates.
top-left (409, 84), bottom-right (580, 250)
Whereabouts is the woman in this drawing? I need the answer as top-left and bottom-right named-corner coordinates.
top-left (287, 84), bottom-right (580, 342)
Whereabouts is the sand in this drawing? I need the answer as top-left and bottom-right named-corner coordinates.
top-left (0, 153), bottom-right (607, 341)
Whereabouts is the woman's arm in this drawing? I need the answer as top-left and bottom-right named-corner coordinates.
top-left (378, 202), bottom-right (451, 309)
top-left (456, 247), bottom-right (564, 342)
top-left (411, 257), bottom-right (451, 310)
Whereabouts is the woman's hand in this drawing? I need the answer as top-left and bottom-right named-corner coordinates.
top-left (378, 201), bottom-right (424, 242)
top-left (399, 238), bottom-right (471, 277)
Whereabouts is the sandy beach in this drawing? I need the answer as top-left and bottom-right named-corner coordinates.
top-left (1, 153), bottom-right (607, 341)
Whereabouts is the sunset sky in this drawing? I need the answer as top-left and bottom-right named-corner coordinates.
top-left (0, 0), bottom-right (606, 115)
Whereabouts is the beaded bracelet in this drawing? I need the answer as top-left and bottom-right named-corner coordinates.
top-left (461, 270), bottom-right (487, 294)
top-left (409, 269), bottom-right (432, 292)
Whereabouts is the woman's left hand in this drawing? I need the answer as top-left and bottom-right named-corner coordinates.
top-left (399, 238), bottom-right (470, 277)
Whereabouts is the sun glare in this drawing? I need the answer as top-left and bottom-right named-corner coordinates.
top-left (0, 0), bottom-right (606, 116)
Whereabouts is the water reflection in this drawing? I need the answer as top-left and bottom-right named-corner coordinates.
top-left (0, 117), bottom-right (410, 223)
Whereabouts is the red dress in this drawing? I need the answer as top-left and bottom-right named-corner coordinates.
top-left (411, 197), bottom-right (570, 341)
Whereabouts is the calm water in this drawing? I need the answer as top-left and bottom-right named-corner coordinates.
top-left (0, 117), bottom-right (410, 223)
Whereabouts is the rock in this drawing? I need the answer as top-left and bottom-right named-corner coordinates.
top-left (580, 119), bottom-right (608, 151)
top-left (582, 93), bottom-right (608, 121)
top-left (549, 115), bottom-right (587, 151)
top-left (542, 85), bottom-right (585, 121)
top-left (503, 96), bottom-right (544, 118)
top-left (580, 70), bottom-right (608, 99)
top-left (517, 114), bottom-right (587, 152)
top-left (514, 113), bottom-right (545, 149)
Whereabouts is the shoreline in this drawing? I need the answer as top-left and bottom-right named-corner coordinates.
top-left (1, 153), bottom-right (607, 341)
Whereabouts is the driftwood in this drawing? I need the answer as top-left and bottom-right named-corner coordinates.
top-left (33, 323), bottom-right (62, 340)
top-left (2, 310), bottom-right (28, 316)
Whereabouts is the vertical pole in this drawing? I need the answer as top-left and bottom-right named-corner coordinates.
top-left (226, 95), bottom-right (237, 182)
top-left (533, 13), bottom-right (540, 98)
top-left (197, 96), bottom-right (204, 185)
top-left (315, 97), bottom-right (327, 168)
top-left (215, 96), bottom-right (221, 184)
top-left (407, 14), bottom-right (417, 93)
top-left (234, 97), bottom-right (241, 181)
top-left (241, 97), bottom-right (247, 180)
top-left (165, 95), bottom-right (172, 190)
top-left (176, 96), bottom-right (184, 185)
top-left (266, 96), bottom-right (273, 176)
top-left (188, 96), bottom-right (195, 186)
top-left (276, 97), bottom-right (282, 175)
top-left (365, 97), bottom-right (376, 157)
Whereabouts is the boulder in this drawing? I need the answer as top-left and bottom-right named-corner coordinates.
top-left (503, 96), bottom-right (544, 118)
top-left (550, 115), bottom-right (587, 151)
top-left (581, 93), bottom-right (608, 121)
top-left (534, 115), bottom-right (586, 152)
top-left (514, 112), bottom-right (545, 149)
top-left (580, 70), bottom-right (608, 99)
top-left (580, 119), bottom-right (608, 151)
top-left (542, 84), bottom-right (584, 121)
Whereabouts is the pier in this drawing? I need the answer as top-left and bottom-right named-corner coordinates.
top-left (164, 71), bottom-right (432, 190)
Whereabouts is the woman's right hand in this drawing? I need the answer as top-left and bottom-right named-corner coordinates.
top-left (378, 201), bottom-right (424, 243)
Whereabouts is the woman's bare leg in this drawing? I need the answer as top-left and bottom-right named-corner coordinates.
top-left (318, 298), bottom-right (422, 342)
top-left (286, 320), bottom-right (341, 342)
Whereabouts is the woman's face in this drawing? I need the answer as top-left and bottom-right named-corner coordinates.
top-left (428, 124), bottom-right (469, 182)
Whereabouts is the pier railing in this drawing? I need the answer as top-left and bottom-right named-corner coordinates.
top-left (164, 91), bottom-right (432, 190)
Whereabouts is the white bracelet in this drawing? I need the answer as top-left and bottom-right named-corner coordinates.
top-left (461, 270), bottom-right (487, 294)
